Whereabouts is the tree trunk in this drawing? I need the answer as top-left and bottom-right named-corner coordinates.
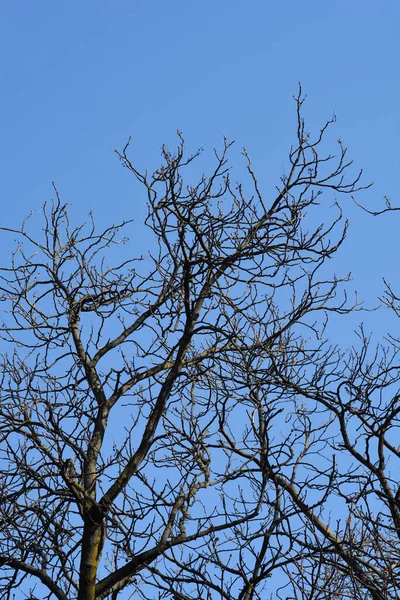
top-left (77, 522), bottom-right (103, 600)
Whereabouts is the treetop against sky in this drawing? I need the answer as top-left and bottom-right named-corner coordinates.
top-left (0, 3), bottom-right (398, 599)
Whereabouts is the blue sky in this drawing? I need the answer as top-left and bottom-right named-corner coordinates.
top-left (0, 1), bottom-right (398, 325)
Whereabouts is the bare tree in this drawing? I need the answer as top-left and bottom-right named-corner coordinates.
top-left (0, 89), bottom-right (397, 600)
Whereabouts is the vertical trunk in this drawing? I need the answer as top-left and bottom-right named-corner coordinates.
top-left (77, 522), bottom-right (103, 600)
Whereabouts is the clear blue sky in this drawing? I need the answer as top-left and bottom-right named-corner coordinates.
top-left (0, 1), bottom-right (399, 332)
